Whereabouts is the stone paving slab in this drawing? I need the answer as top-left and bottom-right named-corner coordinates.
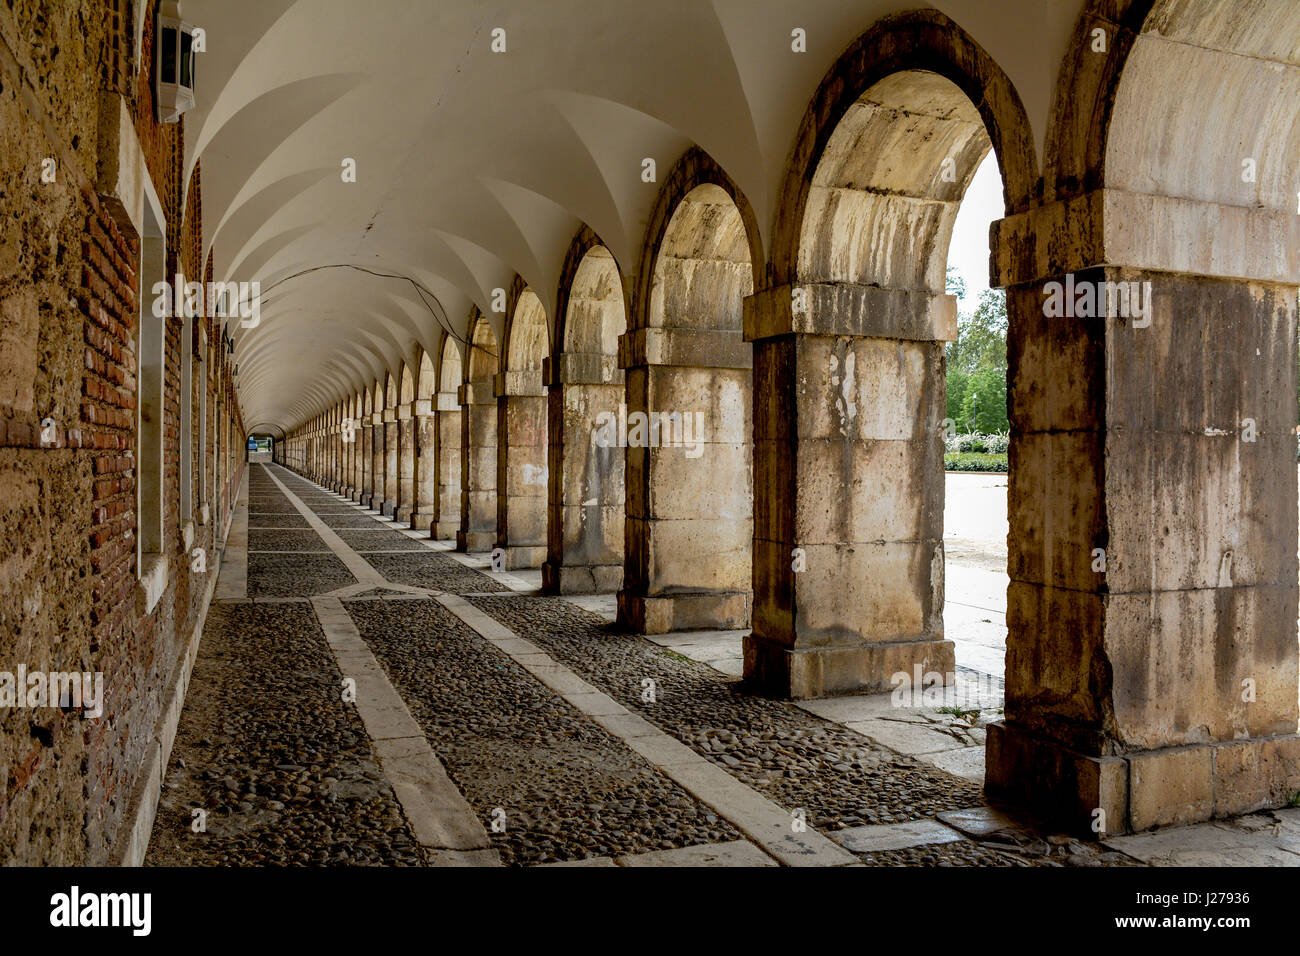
top-left (616, 839), bottom-right (776, 867)
top-left (843, 718), bottom-right (970, 757)
top-left (831, 819), bottom-right (966, 854)
top-left (467, 595), bottom-right (986, 834)
top-left (562, 593), bottom-right (618, 622)
top-left (437, 593), bottom-right (857, 867)
top-left (308, 597), bottom-right (494, 859)
top-left (927, 746), bottom-right (985, 782)
top-left (144, 598), bottom-right (429, 866)
top-left (936, 806), bottom-right (1032, 840)
top-left (347, 598), bottom-right (740, 865)
top-left (1103, 811), bottom-right (1300, 866)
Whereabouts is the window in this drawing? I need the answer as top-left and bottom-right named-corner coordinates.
top-left (135, 200), bottom-right (167, 607)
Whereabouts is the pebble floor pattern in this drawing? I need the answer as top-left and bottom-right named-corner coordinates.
top-left (149, 462), bottom-right (1124, 867)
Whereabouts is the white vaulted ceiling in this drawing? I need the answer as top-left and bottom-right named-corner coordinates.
top-left (182, 0), bottom-right (1084, 432)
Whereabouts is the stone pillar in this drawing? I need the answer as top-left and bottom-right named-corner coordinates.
top-left (410, 400), bottom-right (437, 532)
top-left (359, 424), bottom-right (374, 506)
top-left (542, 352), bottom-right (625, 593)
top-left (457, 378), bottom-right (497, 551)
top-left (495, 369), bottom-right (548, 568)
top-left (433, 392), bottom-right (462, 540)
top-left (382, 411), bottom-right (399, 517)
top-left (370, 412), bottom-right (386, 511)
top-left (396, 405), bottom-right (416, 523)
top-left (742, 284), bottom-right (956, 699)
top-left (983, 189), bottom-right (1300, 835)
top-left (350, 420), bottom-right (363, 500)
top-left (332, 425), bottom-right (342, 491)
top-left (616, 327), bottom-right (752, 634)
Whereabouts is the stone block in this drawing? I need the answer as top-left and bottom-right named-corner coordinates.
top-left (1128, 746), bottom-right (1214, 832)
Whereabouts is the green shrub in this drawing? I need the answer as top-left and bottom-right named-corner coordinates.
top-left (944, 452), bottom-right (1008, 473)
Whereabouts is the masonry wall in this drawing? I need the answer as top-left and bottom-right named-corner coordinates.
top-left (0, 1), bottom-right (244, 864)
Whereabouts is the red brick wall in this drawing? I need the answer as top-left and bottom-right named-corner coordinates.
top-left (0, 0), bottom-right (245, 863)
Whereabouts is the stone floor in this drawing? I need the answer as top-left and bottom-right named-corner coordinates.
top-left (144, 463), bottom-right (1300, 867)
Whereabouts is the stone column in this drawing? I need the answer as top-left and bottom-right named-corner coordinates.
top-left (370, 412), bottom-right (386, 511)
top-left (495, 369), bottom-right (548, 568)
top-left (382, 410), bottom-right (399, 517)
top-left (350, 419), bottom-right (363, 500)
top-left (396, 404), bottom-right (416, 523)
top-left (983, 189), bottom-right (1300, 834)
top-left (457, 378), bottom-right (496, 551)
top-left (742, 283), bottom-right (956, 699)
top-left (410, 399), bottom-right (438, 532)
top-left (332, 424), bottom-right (343, 491)
top-left (359, 423), bottom-right (374, 507)
top-left (433, 392), bottom-right (462, 540)
top-left (542, 352), bottom-right (625, 593)
top-left (616, 327), bottom-right (752, 634)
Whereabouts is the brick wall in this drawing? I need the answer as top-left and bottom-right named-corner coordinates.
top-left (0, 1), bottom-right (245, 863)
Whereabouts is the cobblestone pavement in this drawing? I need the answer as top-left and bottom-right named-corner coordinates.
top-left (145, 602), bottom-right (428, 866)
top-left (346, 599), bottom-right (739, 865)
top-left (150, 463), bottom-right (1142, 868)
top-left (466, 595), bottom-right (982, 829)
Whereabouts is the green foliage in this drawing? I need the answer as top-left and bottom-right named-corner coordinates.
top-left (945, 431), bottom-right (1009, 454)
top-left (945, 266), bottom-right (967, 303)
top-left (944, 452), bottom-right (1008, 473)
top-left (945, 282), bottom-right (1008, 434)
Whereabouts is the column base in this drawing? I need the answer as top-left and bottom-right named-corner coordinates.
top-left (359, 492), bottom-right (373, 508)
top-left (433, 519), bottom-right (460, 540)
top-left (542, 562), bottom-right (623, 594)
top-left (497, 544), bottom-right (546, 570)
top-left (742, 632), bottom-right (955, 700)
top-left (342, 485), bottom-right (354, 498)
top-left (457, 530), bottom-right (495, 552)
top-left (985, 721), bottom-right (1300, 837)
top-left (381, 499), bottom-right (397, 517)
top-left (395, 506), bottom-right (413, 523)
top-left (617, 589), bottom-right (750, 635)
top-left (409, 510), bottom-right (434, 533)
top-left (350, 490), bottom-right (362, 503)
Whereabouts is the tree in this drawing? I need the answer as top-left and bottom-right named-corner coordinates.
top-left (945, 266), bottom-right (967, 303)
top-left (945, 285), bottom-right (1008, 433)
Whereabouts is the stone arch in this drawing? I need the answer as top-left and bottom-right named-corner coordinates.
top-left (544, 229), bottom-right (630, 594)
top-left (744, 9), bottom-right (1038, 699)
top-left (986, 0), bottom-right (1300, 834)
top-left (399, 363), bottom-right (415, 403)
top-left (431, 335), bottom-right (465, 539)
top-left (768, 9), bottom-right (1039, 292)
top-left (505, 284), bottom-right (549, 372)
top-left (395, 362), bottom-right (417, 521)
top-left (345, 391), bottom-right (362, 498)
top-left (556, 230), bottom-right (627, 358)
top-left (378, 367), bottom-right (404, 516)
top-left (496, 282), bottom-right (551, 567)
top-left (466, 312), bottom-right (499, 383)
top-left (618, 148), bottom-right (758, 635)
top-left (417, 348), bottom-right (436, 400)
top-left (459, 311), bottom-right (501, 551)
top-left (409, 348), bottom-right (440, 530)
top-left (438, 336), bottom-right (463, 395)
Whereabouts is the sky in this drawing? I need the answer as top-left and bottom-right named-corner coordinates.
top-left (946, 152), bottom-right (1003, 310)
